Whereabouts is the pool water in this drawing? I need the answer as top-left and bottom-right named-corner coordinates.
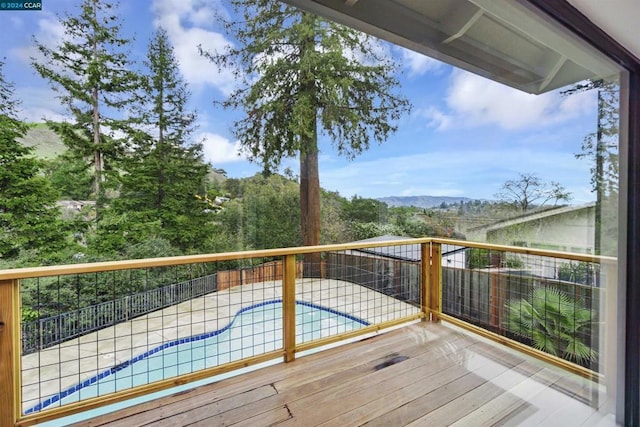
top-left (28, 300), bottom-right (369, 414)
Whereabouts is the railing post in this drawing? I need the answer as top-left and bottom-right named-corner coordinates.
top-left (421, 243), bottom-right (430, 321)
top-left (283, 254), bottom-right (296, 362)
top-left (601, 260), bottom-right (618, 406)
top-left (430, 242), bottom-right (442, 322)
top-left (421, 242), bottom-right (442, 322)
top-left (0, 279), bottom-right (20, 427)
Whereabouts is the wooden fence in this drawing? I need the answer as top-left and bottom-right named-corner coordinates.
top-left (216, 260), bottom-right (305, 290)
top-left (441, 267), bottom-right (598, 333)
top-left (325, 252), bottom-right (420, 305)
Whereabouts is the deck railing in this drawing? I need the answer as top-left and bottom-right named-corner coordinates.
top-left (21, 274), bottom-right (219, 355)
top-left (0, 238), bottom-right (615, 427)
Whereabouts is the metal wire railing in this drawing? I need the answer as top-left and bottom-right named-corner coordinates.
top-left (0, 239), bottom-right (613, 426)
top-left (21, 274), bottom-right (218, 355)
top-left (436, 240), bottom-right (612, 373)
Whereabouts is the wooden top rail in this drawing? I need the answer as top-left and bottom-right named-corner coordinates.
top-left (0, 237), bottom-right (615, 280)
top-left (432, 238), bottom-right (618, 265)
top-left (0, 239), bottom-right (429, 280)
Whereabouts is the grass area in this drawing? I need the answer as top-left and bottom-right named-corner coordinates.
top-left (18, 123), bottom-right (66, 159)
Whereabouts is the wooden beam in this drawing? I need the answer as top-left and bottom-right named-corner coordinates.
top-left (283, 255), bottom-right (297, 362)
top-left (421, 243), bottom-right (430, 321)
top-left (442, 9), bottom-right (484, 44)
top-left (0, 279), bottom-right (19, 427)
top-left (430, 243), bottom-right (442, 322)
top-left (0, 237), bottom-right (615, 282)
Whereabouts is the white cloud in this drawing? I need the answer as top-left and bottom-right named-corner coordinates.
top-left (199, 132), bottom-right (245, 164)
top-left (418, 106), bottom-right (454, 131)
top-left (10, 14), bottom-right (65, 64)
top-left (396, 46), bottom-right (444, 77)
top-left (15, 86), bottom-right (70, 123)
top-left (443, 70), bottom-right (596, 130)
top-left (152, 0), bottom-right (237, 95)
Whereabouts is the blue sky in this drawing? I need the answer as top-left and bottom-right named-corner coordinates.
top-left (0, 0), bottom-right (600, 203)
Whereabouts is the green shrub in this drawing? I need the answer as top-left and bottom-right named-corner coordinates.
top-left (505, 286), bottom-right (596, 364)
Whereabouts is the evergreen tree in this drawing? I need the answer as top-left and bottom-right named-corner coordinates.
top-left (112, 27), bottom-right (211, 253)
top-left (43, 152), bottom-right (93, 200)
top-left (242, 174), bottom-right (301, 250)
top-left (32, 0), bottom-right (137, 203)
top-left (202, 0), bottom-right (410, 275)
top-left (0, 62), bottom-right (64, 260)
top-left (563, 80), bottom-right (619, 256)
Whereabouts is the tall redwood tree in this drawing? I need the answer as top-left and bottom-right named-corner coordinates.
top-left (202, 0), bottom-right (410, 275)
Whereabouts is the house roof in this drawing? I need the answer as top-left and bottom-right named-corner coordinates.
top-left (467, 202), bottom-right (596, 234)
top-left (282, 0), bottom-right (618, 94)
top-left (348, 235), bottom-right (465, 262)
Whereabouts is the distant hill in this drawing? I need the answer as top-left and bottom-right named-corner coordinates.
top-left (207, 168), bottom-right (227, 185)
top-left (18, 123), bottom-right (65, 159)
top-left (377, 195), bottom-right (475, 208)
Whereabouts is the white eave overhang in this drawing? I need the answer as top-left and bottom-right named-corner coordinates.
top-left (281, 0), bottom-right (619, 94)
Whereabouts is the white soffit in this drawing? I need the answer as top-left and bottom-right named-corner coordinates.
top-left (281, 0), bottom-right (619, 94)
top-left (568, 0), bottom-right (640, 62)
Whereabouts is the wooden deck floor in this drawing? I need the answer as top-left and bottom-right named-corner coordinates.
top-left (73, 321), bottom-right (617, 427)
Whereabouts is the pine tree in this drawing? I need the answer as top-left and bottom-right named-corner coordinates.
top-left (564, 80), bottom-right (619, 256)
top-left (32, 0), bottom-right (137, 203)
top-left (202, 0), bottom-right (410, 275)
top-left (0, 62), bottom-right (64, 260)
top-left (112, 28), bottom-right (211, 253)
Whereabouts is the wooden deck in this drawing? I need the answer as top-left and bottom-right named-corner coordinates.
top-left (73, 321), bottom-right (617, 427)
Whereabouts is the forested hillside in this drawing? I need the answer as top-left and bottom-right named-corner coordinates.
top-left (10, 114), bottom-right (459, 269)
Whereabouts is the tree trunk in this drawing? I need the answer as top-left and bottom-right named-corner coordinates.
top-left (157, 86), bottom-right (165, 212)
top-left (300, 132), bottom-right (322, 277)
top-left (299, 12), bottom-right (322, 278)
top-left (93, 86), bottom-right (101, 198)
top-left (91, 0), bottom-right (102, 204)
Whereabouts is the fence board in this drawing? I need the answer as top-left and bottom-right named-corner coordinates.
top-left (325, 252), bottom-right (420, 306)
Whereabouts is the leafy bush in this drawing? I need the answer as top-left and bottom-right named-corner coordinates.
top-left (505, 286), bottom-right (597, 364)
top-left (558, 261), bottom-right (595, 285)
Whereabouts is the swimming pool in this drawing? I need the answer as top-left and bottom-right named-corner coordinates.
top-left (26, 299), bottom-right (369, 414)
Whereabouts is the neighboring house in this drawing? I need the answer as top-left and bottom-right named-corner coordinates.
top-left (466, 203), bottom-right (596, 255)
top-left (56, 200), bottom-right (97, 221)
top-left (466, 203), bottom-right (597, 279)
top-left (56, 200), bottom-right (97, 212)
top-left (345, 235), bottom-right (466, 267)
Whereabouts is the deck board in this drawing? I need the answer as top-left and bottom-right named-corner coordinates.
top-left (72, 321), bottom-right (615, 427)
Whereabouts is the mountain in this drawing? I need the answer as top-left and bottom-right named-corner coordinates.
top-left (377, 195), bottom-right (475, 208)
top-left (18, 123), bottom-right (66, 159)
